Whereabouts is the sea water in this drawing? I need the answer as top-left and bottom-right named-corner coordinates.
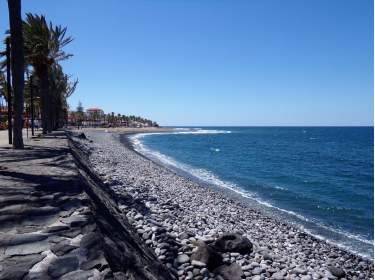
top-left (129, 127), bottom-right (374, 259)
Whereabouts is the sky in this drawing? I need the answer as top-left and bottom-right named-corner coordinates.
top-left (0, 0), bottom-right (373, 126)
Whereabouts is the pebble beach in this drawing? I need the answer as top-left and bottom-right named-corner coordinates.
top-left (77, 131), bottom-right (374, 280)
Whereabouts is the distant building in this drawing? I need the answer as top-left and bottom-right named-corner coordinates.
top-left (86, 107), bottom-right (104, 120)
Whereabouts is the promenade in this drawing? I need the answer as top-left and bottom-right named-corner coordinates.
top-left (0, 131), bottom-right (112, 279)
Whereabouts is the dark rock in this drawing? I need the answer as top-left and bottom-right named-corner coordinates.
top-left (179, 232), bottom-right (190, 240)
top-left (77, 133), bottom-right (87, 139)
top-left (328, 266), bottom-right (346, 278)
top-left (47, 255), bottom-right (79, 278)
top-left (191, 241), bottom-right (223, 271)
top-left (214, 233), bottom-right (253, 254)
top-left (263, 252), bottom-right (273, 261)
top-left (213, 263), bottom-right (243, 280)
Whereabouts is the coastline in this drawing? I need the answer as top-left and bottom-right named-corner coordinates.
top-left (77, 126), bottom-right (174, 134)
top-left (125, 130), bottom-right (374, 261)
top-left (76, 130), bottom-right (373, 280)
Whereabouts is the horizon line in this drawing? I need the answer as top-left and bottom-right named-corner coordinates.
top-left (160, 125), bottom-right (374, 128)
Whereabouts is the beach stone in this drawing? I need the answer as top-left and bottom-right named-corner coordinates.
top-left (213, 263), bottom-right (243, 280)
top-left (214, 233), bottom-right (253, 254)
top-left (176, 254), bottom-right (190, 264)
top-left (193, 268), bottom-right (201, 276)
top-left (328, 266), bottom-right (346, 278)
top-left (191, 241), bottom-right (223, 270)
top-left (47, 255), bottom-right (79, 278)
top-left (293, 266), bottom-right (307, 275)
top-left (134, 214), bottom-right (143, 221)
top-left (272, 271), bottom-right (286, 280)
top-left (242, 264), bottom-right (252, 271)
top-left (200, 267), bottom-right (209, 275)
top-left (263, 252), bottom-right (273, 261)
top-left (252, 267), bottom-right (262, 275)
top-left (191, 260), bottom-right (206, 268)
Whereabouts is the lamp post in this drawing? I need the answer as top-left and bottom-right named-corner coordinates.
top-left (5, 37), bottom-right (12, 145)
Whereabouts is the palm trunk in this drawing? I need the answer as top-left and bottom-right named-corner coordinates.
top-left (30, 75), bottom-right (35, 136)
top-left (40, 65), bottom-right (49, 134)
top-left (5, 37), bottom-right (12, 145)
top-left (7, 0), bottom-right (24, 149)
top-left (48, 91), bottom-right (53, 132)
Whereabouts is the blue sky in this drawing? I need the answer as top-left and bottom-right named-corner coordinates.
top-left (0, 0), bottom-right (373, 126)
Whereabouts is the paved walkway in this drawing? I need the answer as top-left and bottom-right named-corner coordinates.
top-left (0, 129), bottom-right (40, 148)
top-left (0, 131), bottom-right (112, 279)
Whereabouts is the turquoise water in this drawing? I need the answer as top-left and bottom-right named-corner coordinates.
top-left (130, 127), bottom-right (374, 258)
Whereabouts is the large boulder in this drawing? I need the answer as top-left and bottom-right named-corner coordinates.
top-left (328, 266), bottom-right (346, 278)
top-left (191, 241), bottom-right (223, 271)
top-left (214, 233), bottom-right (253, 254)
top-left (213, 263), bottom-right (243, 280)
top-left (77, 133), bottom-right (87, 140)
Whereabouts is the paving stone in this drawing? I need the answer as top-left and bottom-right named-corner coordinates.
top-left (0, 254), bottom-right (45, 280)
top-left (5, 239), bottom-right (49, 256)
top-left (59, 269), bottom-right (94, 280)
top-left (50, 240), bottom-right (78, 256)
top-left (47, 255), bottom-right (79, 278)
top-left (61, 215), bottom-right (90, 227)
top-left (0, 233), bottom-right (48, 246)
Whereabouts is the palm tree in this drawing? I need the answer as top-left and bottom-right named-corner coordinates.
top-left (23, 13), bottom-right (73, 133)
top-left (48, 64), bottom-right (77, 129)
top-left (0, 70), bottom-right (7, 103)
top-left (7, 0), bottom-right (24, 148)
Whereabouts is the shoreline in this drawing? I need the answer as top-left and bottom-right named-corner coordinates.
top-left (124, 131), bottom-right (374, 261)
top-left (76, 130), bottom-right (373, 279)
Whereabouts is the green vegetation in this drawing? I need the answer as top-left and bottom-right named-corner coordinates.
top-left (1, 1), bottom-right (77, 148)
top-left (23, 13), bottom-right (76, 134)
top-left (69, 102), bottom-right (159, 128)
top-left (1, 1), bottom-right (159, 149)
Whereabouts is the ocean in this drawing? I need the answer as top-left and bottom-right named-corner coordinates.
top-left (129, 127), bottom-right (374, 259)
